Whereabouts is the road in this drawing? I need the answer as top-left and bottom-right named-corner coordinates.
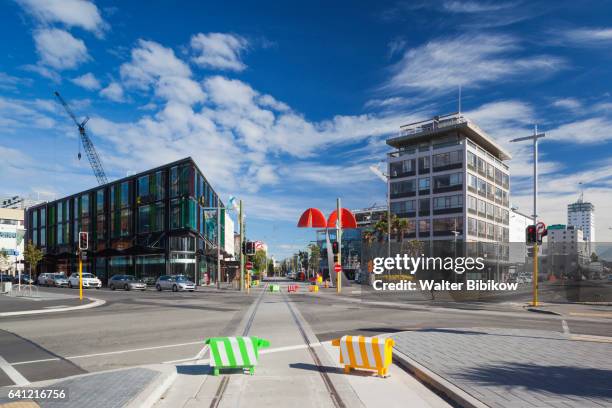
top-left (0, 278), bottom-right (610, 390)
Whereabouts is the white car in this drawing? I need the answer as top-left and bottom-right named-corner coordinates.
top-left (68, 273), bottom-right (102, 289)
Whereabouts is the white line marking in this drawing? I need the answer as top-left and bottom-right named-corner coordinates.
top-left (0, 355), bottom-right (29, 386)
top-left (562, 319), bottom-right (570, 335)
top-left (67, 341), bottom-right (204, 360)
top-left (12, 357), bottom-right (60, 366)
top-left (0, 298), bottom-right (106, 317)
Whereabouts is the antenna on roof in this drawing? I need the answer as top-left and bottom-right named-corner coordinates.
top-left (458, 85), bottom-right (462, 115)
top-left (578, 181), bottom-right (584, 203)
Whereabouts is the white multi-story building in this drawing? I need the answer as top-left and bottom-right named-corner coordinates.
top-left (509, 207), bottom-right (531, 264)
top-left (546, 224), bottom-right (589, 276)
top-left (386, 113), bottom-right (511, 245)
top-left (567, 200), bottom-right (595, 243)
top-left (0, 208), bottom-right (26, 274)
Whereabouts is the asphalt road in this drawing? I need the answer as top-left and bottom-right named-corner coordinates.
top-left (0, 279), bottom-right (610, 388)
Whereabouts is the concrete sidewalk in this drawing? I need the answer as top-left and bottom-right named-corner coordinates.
top-left (392, 327), bottom-right (612, 408)
top-left (0, 365), bottom-right (176, 408)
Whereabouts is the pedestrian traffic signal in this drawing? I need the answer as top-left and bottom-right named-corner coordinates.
top-left (527, 247), bottom-right (534, 258)
top-left (331, 241), bottom-right (339, 254)
top-left (526, 225), bottom-right (537, 244)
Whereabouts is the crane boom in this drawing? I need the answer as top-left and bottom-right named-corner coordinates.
top-left (54, 91), bottom-right (108, 185)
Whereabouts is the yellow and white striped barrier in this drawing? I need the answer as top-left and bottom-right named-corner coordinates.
top-left (308, 285), bottom-right (319, 293)
top-left (331, 335), bottom-right (395, 377)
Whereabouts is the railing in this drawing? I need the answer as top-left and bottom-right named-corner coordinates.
top-left (398, 114), bottom-right (468, 138)
top-left (8, 284), bottom-right (39, 298)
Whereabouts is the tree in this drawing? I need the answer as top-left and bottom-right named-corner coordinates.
top-left (23, 240), bottom-right (43, 280)
top-left (267, 259), bottom-right (274, 276)
top-left (405, 240), bottom-right (424, 258)
top-left (252, 249), bottom-right (267, 273)
top-left (0, 250), bottom-right (9, 273)
top-left (361, 230), bottom-right (375, 246)
top-left (391, 217), bottom-right (409, 243)
top-left (308, 243), bottom-right (321, 275)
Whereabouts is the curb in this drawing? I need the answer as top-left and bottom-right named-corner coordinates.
top-left (0, 298), bottom-right (106, 317)
top-left (392, 349), bottom-right (488, 408)
top-left (126, 365), bottom-right (178, 408)
top-left (525, 307), bottom-right (562, 316)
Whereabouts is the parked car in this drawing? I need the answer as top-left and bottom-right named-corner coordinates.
top-left (13, 274), bottom-right (34, 284)
top-left (37, 273), bottom-right (52, 285)
top-left (68, 273), bottom-right (102, 289)
top-left (48, 274), bottom-right (69, 287)
top-left (108, 275), bottom-right (146, 291)
top-left (155, 275), bottom-right (195, 292)
top-left (143, 276), bottom-right (157, 286)
top-left (0, 273), bottom-right (14, 283)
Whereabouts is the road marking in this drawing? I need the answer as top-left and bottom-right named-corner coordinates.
top-left (43, 305), bottom-right (68, 309)
top-left (67, 341), bottom-right (204, 360)
top-left (0, 355), bottom-right (29, 386)
top-left (569, 312), bottom-right (612, 318)
top-left (562, 319), bottom-right (570, 335)
top-left (12, 357), bottom-right (60, 366)
top-left (0, 298), bottom-right (106, 317)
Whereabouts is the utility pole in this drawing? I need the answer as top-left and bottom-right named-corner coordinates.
top-left (337, 197), bottom-right (342, 294)
top-left (511, 125), bottom-right (545, 306)
top-left (239, 200), bottom-right (244, 291)
top-left (217, 206), bottom-right (221, 289)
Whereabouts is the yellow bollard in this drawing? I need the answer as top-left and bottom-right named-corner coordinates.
top-left (308, 285), bottom-right (319, 293)
top-left (331, 335), bottom-right (395, 377)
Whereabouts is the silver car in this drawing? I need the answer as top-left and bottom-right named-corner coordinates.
top-left (155, 275), bottom-right (196, 292)
top-left (48, 274), bottom-right (69, 287)
top-left (108, 275), bottom-right (146, 291)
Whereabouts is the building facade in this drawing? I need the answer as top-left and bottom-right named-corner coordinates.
top-left (567, 200), bottom-right (595, 244)
top-left (546, 224), bottom-right (589, 278)
top-left (385, 113), bottom-right (512, 279)
top-left (0, 208), bottom-right (25, 274)
top-left (25, 157), bottom-right (226, 286)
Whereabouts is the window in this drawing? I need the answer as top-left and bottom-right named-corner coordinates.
top-left (419, 198), bottom-right (430, 215)
top-left (477, 157), bottom-right (486, 174)
top-left (390, 159), bottom-right (415, 177)
top-left (468, 195), bottom-right (477, 213)
top-left (502, 209), bottom-right (509, 224)
top-left (478, 199), bottom-right (486, 216)
top-left (418, 156), bottom-right (430, 172)
top-left (495, 187), bottom-right (503, 203)
top-left (170, 198), bottom-right (198, 230)
top-left (502, 173), bottom-right (509, 188)
top-left (433, 217), bottom-right (463, 234)
top-left (433, 134), bottom-right (459, 148)
top-left (138, 202), bottom-right (165, 233)
top-left (486, 223), bottom-right (494, 239)
top-left (390, 200), bottom-right (415, 215)
top-left (486, 163), bottom-right (495, 179)
top-left (433, 172), bottom-right (462, 190)
top-left (467, 174), bottom-right (477, 192)
top-left (478, 220), bottom-right (486, 237)
top-left (96, 189), bottom-right (105, 213)
top-left (170, 165), bottom-right (195, 198)
top-left (486, 202), bottom-right (494, 219)
top-left (433, 150), bottom-right (462, 168)
top-left (81, 194), bottom-right (90, 218)
top-left (468, 217), bottom-right (477, 236)
top-left (477, 177), bottom-right (487, 196)
top-left (111, 208), bottom-right (132, 238)
top-left (418, 177), bottom-right (430, 191)
top-left (111, 182), bottom-right (130, 211)
top-left (495, 168), bottom-right (503, 185)
top-left (390, 180), bottom-right (416, 198)
top-left (419, 219), bottom-right (430, 236)
top-left (433, 194), bottom-right (462, 210)
top-left (467, 151), bottom-right (477, 169)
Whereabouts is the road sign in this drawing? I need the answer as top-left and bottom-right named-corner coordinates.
top-left (246, 261), bottom-right (253, 270)
top-left (334, 264), bottom-right (342, 273)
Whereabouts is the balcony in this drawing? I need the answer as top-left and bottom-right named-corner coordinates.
top-left (390, 191), bottom-right (416, 199)
top-left (397, 114), bottom-right (468, 138)
top-left (390, 170), bottom-right (416, 179)
top-left (433, 184), bottom-right (463, 194)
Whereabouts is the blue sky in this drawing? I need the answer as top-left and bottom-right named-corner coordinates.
top-left (1, 0), bottom-right (612, 259)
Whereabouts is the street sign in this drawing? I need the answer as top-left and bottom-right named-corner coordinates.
top-left (246, 261), bottom-right (253, 270)
top-left (334, 263), bottom-right (342, 273)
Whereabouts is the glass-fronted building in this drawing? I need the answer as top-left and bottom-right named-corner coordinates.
top-left (25, 157), bottom-right (227, 286)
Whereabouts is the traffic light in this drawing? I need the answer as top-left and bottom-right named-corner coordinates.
top-left (331, 240), bottom-right (339, 254)
top-left (246, 241), bottom-right (256, 255)
top-left (538, 227), bottom-right (547, 244)
top-left (527, 246), bottom-right (534, 258)
top-left (526, 225), bottom-right (537, 245)
top-left (79, 231), bottom-right (88, 251)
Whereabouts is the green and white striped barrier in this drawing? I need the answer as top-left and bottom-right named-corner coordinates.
top-left (269, 284), bottom-right (280, 292)
top-left (205, 336), bottom-right (270, 375)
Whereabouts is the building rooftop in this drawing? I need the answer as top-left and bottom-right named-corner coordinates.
top-left (386, 113), bottom-right (512, 161)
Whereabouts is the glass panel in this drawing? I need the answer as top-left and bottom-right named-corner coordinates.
top-left (81, 194), bottom-right (90, 218)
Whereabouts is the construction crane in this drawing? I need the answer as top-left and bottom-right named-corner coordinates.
top-left (54, 91), bottom-right (108, 185)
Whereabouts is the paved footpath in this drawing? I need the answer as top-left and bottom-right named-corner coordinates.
top-left (156, 284), bottom-right (449, 408)
top-left (394, 327), bottom-right (612, 408)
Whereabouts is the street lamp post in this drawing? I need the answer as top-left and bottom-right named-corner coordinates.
top-left (511, 125), bottom-right (545, 306)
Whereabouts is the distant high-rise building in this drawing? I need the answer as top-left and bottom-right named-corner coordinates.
top-left (567, 200), bottom-right (595, 243)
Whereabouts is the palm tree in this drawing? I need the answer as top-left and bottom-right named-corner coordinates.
top-left (391, 217), bottom-right (409, 244)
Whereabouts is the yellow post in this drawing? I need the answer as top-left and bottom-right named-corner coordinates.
top-left (79, 252), bottom-right (83, 301)
top-left (532, 243), bottom-right (538, 306)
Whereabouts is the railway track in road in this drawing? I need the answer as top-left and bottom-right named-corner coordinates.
top-left (209, 281), bottom-right (347, 408)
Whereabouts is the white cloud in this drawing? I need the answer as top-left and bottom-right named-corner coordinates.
top-left (16, 0), bottom-right (107, 37)
top-left (99, 82), bottom-right (125, 102)
top-left (552, 98), bottom-right (581, 110)
top-left (21, 64), bottom-right (61, 82)
top-left (71, 72), bottom-right (100, 90)
top-left (442, 1), bottom-right (517, 13)
top-left (559, 27), bottom-right (612, 45)
top-left (386, 34), bottom-right (564, 94)
top-left (155, 76), bottom-right (205, 105)
top-left (548, 117), bottom-right (612, 144)
top-left (34, 28), bottom-right (89, 70)
top-left (0, 72), bottom-right (32, 91)
top-left (0, 96), bottom-right (57, 131)
top-left (191, 33), bottom-right (249, 72)
top-left (120, 40), bottom-right (192, 90)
